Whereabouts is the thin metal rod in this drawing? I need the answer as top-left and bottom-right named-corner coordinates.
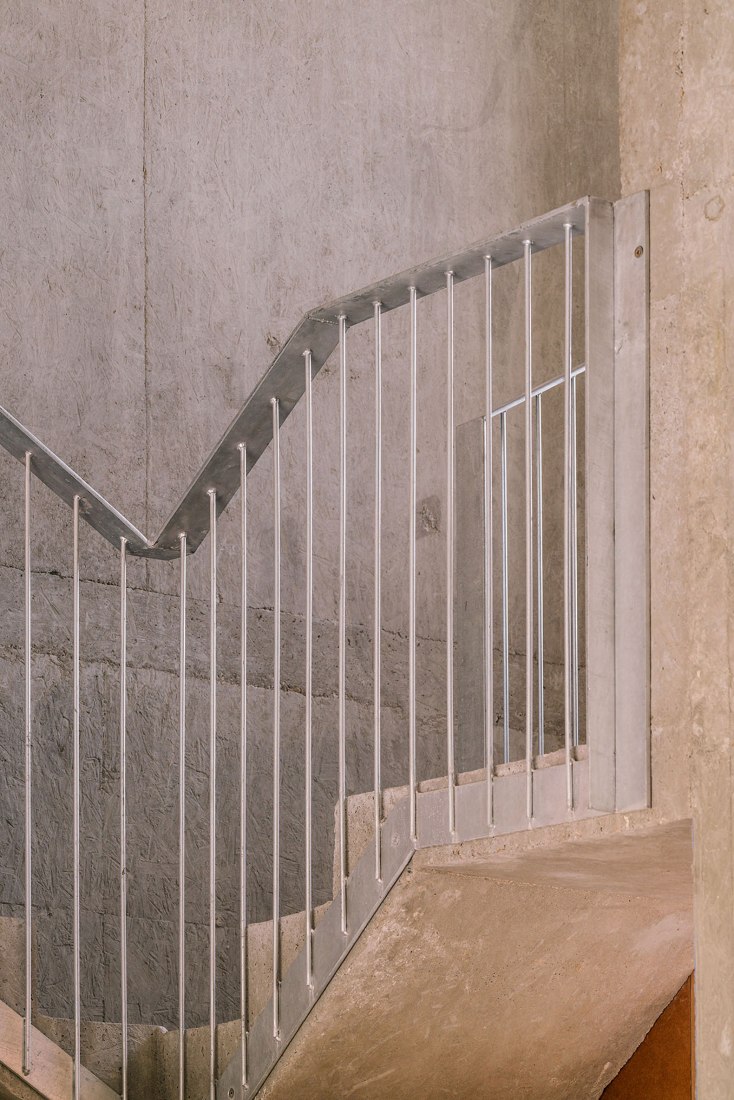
top-left (23, 452), bottom-right (32, 1077)
top-left (490, 365), bottom-right (586, 420)
top-left (22, 453), bottom-right (32, 1073)
top-left (571, 374), bottom-right (580, 748)
top-left (408, 288), bottom-right (417, 842)
top-left (446, 271), bottom-right (456, 837)
top-left (178, 532), bottom-right (187, 1100)
top-left (372, 305), bottom-right (383, 880)
top-left (304, 349), bottom-right (314, 987)
top-left (337, 317), bottom-right (348, 935)
top-left (523, 240), bottom-right (534, 820)
top-left (483, 259), bottom-right (494, 826)
top-left (535, 395), bottom-right (545, 758)
top-left (119, 538), bottom-right (128, 1100)
top-left (500, 413), bottom-right (510, 764)
top-left (271, 398), bottom-right (282, 1036)
top-left (207, 488), bottom-right (217, 1098)
top-left (72, 494), bottom-right (81, 1100)
top-left (238, 443), bottom-right (248, 1086)
top-left (563, 222), bottom-right (574, 807)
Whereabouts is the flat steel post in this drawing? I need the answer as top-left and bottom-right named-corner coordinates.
top-left (500, 413), bottom-right (510, 763)
top-left (535, 395), bottom-right (545, 757)
top-left (72, 494), bottom-right (81, 1100)
top-left (271, 399), bottom-right (282, 1035)
top-left (207, 488), bottom-right (217, 1099)
top-left (571, 374), bottom-right (580, 748)
top-left (23, 452), bottom-right (32, 1077)
top-left (483, 258), bottom-right (494, 825)
top-left (408, 288), bottom-right (417, 841)
top-left (337, 316), bottom-right (348, 934)
top-left (238, 442), bottom-right (249, 1085)
top-left (304, 349), bottom-right (314, 986)
top-left (119, 538), bottom-right (128, 1100)
top-left (372, 304), bottom-right (383, 881)
top-left (178, 532), bottom-right (187, 1100)
top-left (523, 240), bottom-right (534, 820)
top-left (446, 271), bottom-right (456, 836)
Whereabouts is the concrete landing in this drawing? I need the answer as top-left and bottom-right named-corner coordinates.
top-left (259, 820), bottom-right (693, 1099)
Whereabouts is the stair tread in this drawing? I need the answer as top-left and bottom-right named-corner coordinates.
top-left (0, 998), bottom-right (118, 1100)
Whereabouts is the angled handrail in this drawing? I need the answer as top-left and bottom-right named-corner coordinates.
top-left (0, 197), bottom-right (587, 558)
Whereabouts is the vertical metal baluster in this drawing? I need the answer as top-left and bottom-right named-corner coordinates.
top-left (271, 398), bottom-right (282, 1036)
top-left (571, 373), bottom-right (580, 748)
top-left (119, 538), bottom-right (128, 1100)
top-left (23, 453), bottom-right (32, 1077)
top-left (72, 494), bottom-right (81, 1100)
top-left (500, 413), bottom-right (510, 765)
top-left (535, 395), bottom-right (545, 758)
top-left (523, 240), bottom-right (534, 821)
top-left (207, 488), bottom-right (217, 1098)
top-left (304, 349), bottom-right (314, 987)
top-left (446, 271), bottom-right (456, 836)
top-left (238, 442), bottom-right (249, 1086)
top-left (483, 259), bottom-right (494, 826)
top-left (408, 287), bottom-right (417, 842)
top-left (178, 532), bottom-right (187, 1100)
top-left (337, 316), bottom-right (348, 935)
top-left (563, 222), bottom-right (574, 806)
top-left (373, 304), bottom-right (382, 881)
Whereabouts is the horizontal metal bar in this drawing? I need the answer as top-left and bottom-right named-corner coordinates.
top-left (0, 198), bottom-right (590, 560)
top-left (491, 365), bottom-right (586, 420)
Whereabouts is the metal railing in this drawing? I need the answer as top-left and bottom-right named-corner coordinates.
top-left (0, 194), bottom-right (649, 1099)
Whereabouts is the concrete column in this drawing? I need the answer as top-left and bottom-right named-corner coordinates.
top-left (620, 2), bottom-right (734, 1093)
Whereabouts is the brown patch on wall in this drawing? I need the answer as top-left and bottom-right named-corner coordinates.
top-left (602, 975), bottom-right (694, 1099)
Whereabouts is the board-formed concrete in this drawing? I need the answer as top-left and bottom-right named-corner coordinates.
top-left (0, 0), bottom-right (620, 1028)
top-left (618, 1), bottom-right (734, 1093)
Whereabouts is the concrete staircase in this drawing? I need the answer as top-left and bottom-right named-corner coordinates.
top-left (0, 759), bottom-right (694, 1098)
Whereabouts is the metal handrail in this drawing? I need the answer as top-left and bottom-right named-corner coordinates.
top-left (0, 197), bottom-right (587, 559)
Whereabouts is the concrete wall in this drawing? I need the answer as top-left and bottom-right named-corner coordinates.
top-left (0, 0), bottom-right (619, 1027)
top-left (618, 1), bottom-right (733, 1094)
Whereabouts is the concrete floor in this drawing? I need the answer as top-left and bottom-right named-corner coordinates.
top-left (259, 820), bottom-right (693, 1099)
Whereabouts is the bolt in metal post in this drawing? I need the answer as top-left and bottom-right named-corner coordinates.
top-left (23, 452), bottom-right (32, 1077)
top-left (523, 240), bottom-right (534, 822)
top-left (207, 488), bottom-right (217, 1099)
top-left (178, 532), bottom-right (187, 1100)
top-left (373, 304), bottom-right (383, 881)
top-left (271, 399), bottom-right (282, 1035)
top-left (119, 538), bottom-right (128, 1100)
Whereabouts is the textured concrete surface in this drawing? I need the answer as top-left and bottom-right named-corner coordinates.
top-left (0, 0), bottom-right (619, 1027)
top-left (618, 1), bottom-right (734, 1093)
top-left (259, 821), bottom-right (693, 1099)
top-left (0, 918), bottom-right (34, 1017)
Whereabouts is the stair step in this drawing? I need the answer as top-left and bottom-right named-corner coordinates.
top-left (33, 1019), bottom-right (163, 1096)
top-left (0, 998), bottom-right (118, 1100)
